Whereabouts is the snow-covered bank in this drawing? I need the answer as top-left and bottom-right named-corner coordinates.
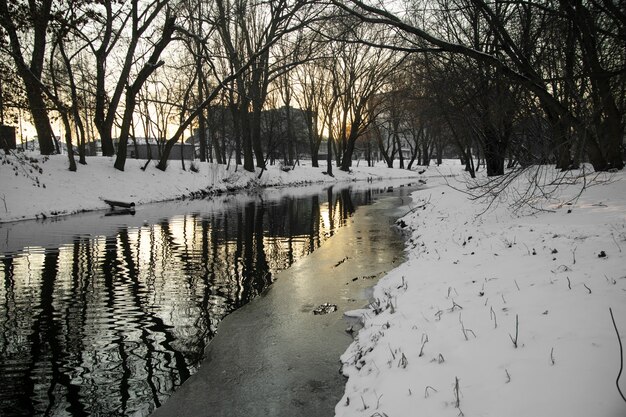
top-left (0, 152), bottom-right (425, 223)
top-left (336, 166), bottom-right (626, 417)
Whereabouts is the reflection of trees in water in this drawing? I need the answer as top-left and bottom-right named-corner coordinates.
top-left (0, 188), bottom-right (372, 416)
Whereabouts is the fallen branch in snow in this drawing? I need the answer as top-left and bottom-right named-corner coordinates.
top-left (445, 164), bottom-right (612, 216)
top-left (402, 195), bottom-right (431, 216)
top-left (609, 308), bottom-right (626, 403)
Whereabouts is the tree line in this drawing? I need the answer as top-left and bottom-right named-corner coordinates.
top-left (0, 0), bottom-right (623, 175)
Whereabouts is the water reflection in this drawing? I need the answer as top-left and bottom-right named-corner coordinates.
top-left (0, 186), bottom-right (386, 416)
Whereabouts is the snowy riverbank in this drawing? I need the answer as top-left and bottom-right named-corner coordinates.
top-left (336, 166), bottom-right (626, 417)
top-left (0, 152), bottom-right (426, 223)
top-left (2, 151), bottom-right (624, 416)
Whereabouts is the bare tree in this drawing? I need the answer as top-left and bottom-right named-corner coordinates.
top-left (156, 0), bottom-right (322, 171)
top-left (321, 19), bottom-right (404, 171)
top-left (293, 58), bottom-right (326, 167)
top-left (333, 0), bottom-right (625, 172)
top-left (0, 0), bottom-right (58, 154)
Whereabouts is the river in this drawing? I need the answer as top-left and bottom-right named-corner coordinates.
top-left (0, 181), bottom-right (417, 416)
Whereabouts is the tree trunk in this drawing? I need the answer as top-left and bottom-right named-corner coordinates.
top-left (197, 90), bottom-right (207, 162)
top-left (61, 112), bottom-right (77, 172)
top-left (395, 132), bottom-right (404, 169)
top-left (26, 90), bottom-right (56, 155)
top-left (483, 133), bottom-right (507, 176)
top-left (326, 136), bottom-right (333, 177)
top-left (0, 0), bottom-right (56, 155)
top-left (114, 15), bottom-right (175, 171)
top-left (421, 141), bottom-right (430, 166)
top-left (241, 102), bottom-right (255, 172)
top-left (252, 107), bottom-right (267, 169)
top-left (340, 136), bottom-right (357, 171)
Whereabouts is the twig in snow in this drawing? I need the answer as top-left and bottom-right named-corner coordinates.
top-left (459, 313), bottom-right (476, 340)
top-left (0, 194), bottom-right (7, 213)
top-left (454, 377), bottom-right (461, 408)
top-left (459, 313), bottom-right (468, 341)
top-left (490, 306), bottom-right (498, 328)
top-left (501, 294), bottom-right (507, 304)
top-left (550, 347), bottom-right (555, 365)
top-left (567, 277), bottom-right (572, 290)
top-left (505, 368), bottom-right (511, 383)
top-left (398, 276), bottom-right (407, 290)
top-left (402, 195), bottom-right (431, 216)
top-left (375, 391), bottom-right (383, 409)
top-left (515, 280), bottom-right (520, 291)
top-left (509, 314), bottom-right (519, 348)
top-left (398, 353), bottom-right (408, 369)
top-left (360, 395), bottom-right (368, 410)
top-left (424, 385), bottom-right (438, 398)
top-left (447, 286), bottom-right (452, 298)
top-left (572, 246), bottom-right (577, 264)
top-left (609, 308), bottom-right (626, 403)
top-left (450, 299), bottom-right (463, 312)
top-left (584, 284), bottom-right (592, 294)
top-left (419, 339), bottom-right (428, 357)
top-left (611, 233), bottom-right (622, 253)
top-left (388, 344), bottom-right (396, 360)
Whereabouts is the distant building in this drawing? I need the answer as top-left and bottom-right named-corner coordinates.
top-left (187, 105), bottom-right (315, 163)
top-left (126, 138), bottom-right (194, 161)
top-left (0, 126), bottom-right (16, 151)
top-left (122, 138), bottom-right (194, 160)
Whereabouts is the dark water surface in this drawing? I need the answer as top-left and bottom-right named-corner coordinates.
top-left (0, 182), bottom-right (416, 417)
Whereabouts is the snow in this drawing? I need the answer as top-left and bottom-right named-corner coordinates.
top-left (0, 152), bottom-right (423, 223)
top-left (1, 151), bottom-right (624, 416)
top-left (335, 165), bottom-right (626, 417)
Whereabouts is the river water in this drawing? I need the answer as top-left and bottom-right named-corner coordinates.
top-left (0, 181), bottom-right (417, 416)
